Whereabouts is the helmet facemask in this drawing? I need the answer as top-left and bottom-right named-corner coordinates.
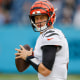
top-left (30, 14), bottom-right (49, 32)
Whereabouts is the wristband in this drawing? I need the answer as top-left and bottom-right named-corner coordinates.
top-left (26, 56), bottom-right (40, 72)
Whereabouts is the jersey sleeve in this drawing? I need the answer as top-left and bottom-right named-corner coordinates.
top-left (41, 45), bottom-right (57, 70)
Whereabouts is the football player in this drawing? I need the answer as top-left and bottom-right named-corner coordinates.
top-left (15, 0), bottom-right (69, 80)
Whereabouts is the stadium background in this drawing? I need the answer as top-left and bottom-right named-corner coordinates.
top-left (0, 0), bottom-right (80, 80)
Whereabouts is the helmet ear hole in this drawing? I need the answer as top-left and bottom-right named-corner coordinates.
top-left (49, 21), bottom-right (52, 25)
top-left (50, 11), bottom-right (53, 16)
top-left (47, 21), bottom-right (52, 27)
top-left (53, 16), bottom-right (55, 18)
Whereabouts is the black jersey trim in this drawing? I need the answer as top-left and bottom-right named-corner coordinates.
top-left (45, 33), bottom-right (59, 37)
top-left (44, 30), bottom-right (55, 36)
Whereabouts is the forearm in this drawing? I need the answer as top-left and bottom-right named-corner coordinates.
top-left (26, 45), bottom-right (57, 76)
top-left (26, 56), bottom-right (51, 76)
top-left (38, 63), bottom-right (51, 76)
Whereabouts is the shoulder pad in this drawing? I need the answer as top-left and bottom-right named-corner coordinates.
top-left (41, 32), bottom-right (63, 47)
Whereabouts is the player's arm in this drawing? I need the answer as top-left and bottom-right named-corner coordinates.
top-left (38, 45), bottom-right (57, 76)
top-left (26, 45), bottom-right (58, 76)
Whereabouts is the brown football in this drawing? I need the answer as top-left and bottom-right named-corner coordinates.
top-left (15, 44), bottom-right (31, 72)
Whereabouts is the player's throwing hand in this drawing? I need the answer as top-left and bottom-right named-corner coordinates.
top-left (15, 45), bottom-right (33, 60)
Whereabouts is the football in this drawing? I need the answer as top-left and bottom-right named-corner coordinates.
top-left (15, 44), bottom-right (31, 72)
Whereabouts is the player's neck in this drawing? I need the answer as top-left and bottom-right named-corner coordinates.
top-left (40, 26), bottom-right (53, 34)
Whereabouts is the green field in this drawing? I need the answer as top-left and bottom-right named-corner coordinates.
top-left (0, 74), bottom-right (80, 80)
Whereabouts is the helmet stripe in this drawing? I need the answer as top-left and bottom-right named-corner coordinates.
top-left (31, 7), bottom-right (47, 11)
top-left (37, 0), bottom-right (53, 8)
top-left (34, 3), bottom-right (50, 9)
top-left (44, 1), bottom-right (53, 8)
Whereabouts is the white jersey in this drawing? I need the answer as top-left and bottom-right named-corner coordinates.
top-left (34, 28), bottom-right (69, 80)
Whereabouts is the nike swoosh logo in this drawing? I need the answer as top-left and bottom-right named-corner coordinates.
top-left (47, 38), bottom-right (54, 40)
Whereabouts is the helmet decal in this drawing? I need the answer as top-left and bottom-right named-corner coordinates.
top-left (32, 11), bottom-right (41, 15)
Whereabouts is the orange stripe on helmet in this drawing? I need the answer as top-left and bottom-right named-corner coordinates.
top-left (30, 1), bottom-right (54, 16)
top-left (34, 0), bottom-right (53, 10)
top-left (31, 7), bottom-right (47, 11)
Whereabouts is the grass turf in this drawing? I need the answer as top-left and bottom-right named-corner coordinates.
top-left (0, 74), bottom-right (80, 80)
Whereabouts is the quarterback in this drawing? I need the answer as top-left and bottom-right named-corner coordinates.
top-left (15, 0), bottom-right (69, 80)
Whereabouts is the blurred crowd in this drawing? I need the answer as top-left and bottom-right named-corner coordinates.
top-left (0, 0), bottom-right (12, 25)
top-left (0, 0), bottom-right (80, 27)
